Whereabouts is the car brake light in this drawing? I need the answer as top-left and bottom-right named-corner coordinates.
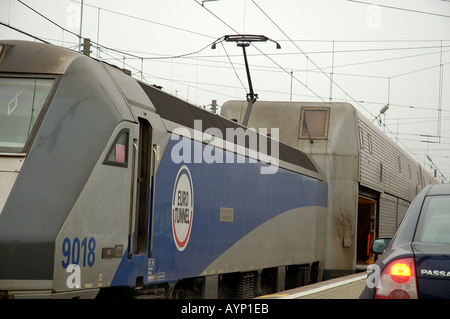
top-left (375, 258), bottom-right (418, 299)
top-left (390, 262), bottom-right (412, 283)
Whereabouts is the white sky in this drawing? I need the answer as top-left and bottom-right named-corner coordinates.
top-left (1, 0), bottom-right (450, 180)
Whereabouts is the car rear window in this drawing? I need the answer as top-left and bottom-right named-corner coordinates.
top-left (414, 195), bottom-right (450, 244)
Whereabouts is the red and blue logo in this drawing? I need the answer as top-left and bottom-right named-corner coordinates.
top-left (171, 165), bottom-right (194, 251)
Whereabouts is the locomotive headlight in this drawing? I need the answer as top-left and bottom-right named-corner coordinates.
top-left (0, 157), bottom-right (25, 214)
top-left (0, 172), bottom-right (18, 215)
top-left (0, 44), bottom-right (4, 62)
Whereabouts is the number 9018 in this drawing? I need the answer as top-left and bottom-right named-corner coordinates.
top-left (61, 237), bottom-right (96, 268)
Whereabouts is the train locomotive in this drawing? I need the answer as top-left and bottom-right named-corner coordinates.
top-left (0, 40), bottom-right (328, 299)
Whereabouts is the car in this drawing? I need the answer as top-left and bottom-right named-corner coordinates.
top-left (360, 183), bottom-right (450, 299)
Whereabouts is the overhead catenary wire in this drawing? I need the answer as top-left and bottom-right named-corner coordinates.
top-left (250, 0), bottom-right (376, 117)
top-left (195, 0), bottom-right (327, 102)
top-left (91, 33), bottom-right (449, 120)
top-left (69, 0), bottom-right (216, 40)
top-left (219, 42), bottom-right (248, 94)
top-left (16, 0), bottom-right (79, 39)
top-left (0, 20), bottom-right (50, 44)
top-left (17, 0), bottom-right (449, 81)
top-left (2, 18), bottom-right (446, 116)
top-left (10, 0), bottom-right (450, 82)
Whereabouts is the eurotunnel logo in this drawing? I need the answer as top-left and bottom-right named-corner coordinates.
top-left (171, 165), bottom-right (194, 251)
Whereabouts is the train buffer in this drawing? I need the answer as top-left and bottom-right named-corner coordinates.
top-left (257, 272), bottom-right (367, 299)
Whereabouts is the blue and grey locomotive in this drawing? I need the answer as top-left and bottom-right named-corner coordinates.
top-left (0, 40), bottom-right (327, 298)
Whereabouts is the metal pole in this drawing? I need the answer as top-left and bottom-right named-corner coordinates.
top-left (242, 98), bottom-right (256, 127)
top-left (82, 38), bottom-right (90, 56)
top-left (329, 41), bottom-right (335, 101)
top-left (78, 0), bottom-right (84, 52)
top-left (240, 43), bottom-right (255, 100)
top-left (97, 8), bottom-right (101, 59)
top-left (438, 40), bottom-right (443, 139)
top-left (290, 71), bottom-right (293, 102)
top-left (240, 43), bottom-right (257, 127)
top-left (141, 58), bottom-right (143, 81)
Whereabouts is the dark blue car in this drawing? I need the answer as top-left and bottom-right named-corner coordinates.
top-left (360, 184), bottom-right (450, 299)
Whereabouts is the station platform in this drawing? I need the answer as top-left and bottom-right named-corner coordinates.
top-left (257, 271), bottom-right (368, 299)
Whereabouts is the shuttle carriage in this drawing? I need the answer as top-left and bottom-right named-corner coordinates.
top-left (221, 100), bottom-right (438, 278)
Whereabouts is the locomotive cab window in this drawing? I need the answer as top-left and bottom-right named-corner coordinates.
top-left (104, 129), bottom-right (129, 167)
top-left (299, 107), bottom-right (330, 140)
top-left (0, 77), bottom-right (54, 153)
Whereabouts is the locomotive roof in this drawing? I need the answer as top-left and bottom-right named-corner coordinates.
top-left (0, 40), bottom-right (80, 74)
top-left (139, 82), bottom-right (319, 174)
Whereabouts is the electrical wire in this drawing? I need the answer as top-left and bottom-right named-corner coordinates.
top-left (195, 0), bottom-right (327, 102)
top-left (17, 0), bottom-right (79, 39)
top-left (69, 0), bottom-right (216, 40)
top-left (193, 0), bottom-right (239, 34)
top-left (250, 0), bottom-right (375, 116)
top-left (220, 42), bottom-right (248, 94)
top-left (2, 18), bottom-right (446, 117)
top-left (0, 20), bottom-right (50, 43)
top-left (251, 44), bottom-right (326, 102)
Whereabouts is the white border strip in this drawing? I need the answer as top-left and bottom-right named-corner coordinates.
top-left (279, 274), bottom-right (367, 299)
